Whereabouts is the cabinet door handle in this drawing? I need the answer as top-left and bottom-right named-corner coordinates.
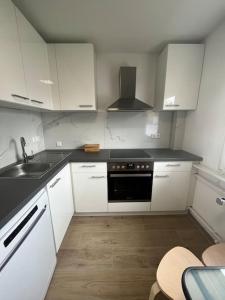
top-left (155, 175), bottom-right (169, 178)
top-left (50, 178), bottom-right (61, 188)
top-left (81, 165), bottom-right (96, 168)
top-left (166, 164), bottom-right (181, 167)
top-left (11, 94), bottom-right (29, 100)
top-left (79, 105), bottom-right (93, 108)
top-left (90, 176), bottom-right (105, 179)
top-left (31, 99), bottom-right (44, 104)
top-left (165, 104), bottom-right (180, 107)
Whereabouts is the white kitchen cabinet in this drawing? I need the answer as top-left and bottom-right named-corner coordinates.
top-left (151, 162), bottom-right (191, 211)
top-left (15, 8), bottom-right (52, 109)
top-left (72, 163), bottom-right (107, 212)
top-left (48, 43), bottom-right (96, 111)
top-left (0, 189), bottom-right (56, 300)
top-left (0, 0), bottom-right (28, 105)
top-left (47, 164), bottom-right (74, 251)
top-left (155, 44), bottom-right (204, 111)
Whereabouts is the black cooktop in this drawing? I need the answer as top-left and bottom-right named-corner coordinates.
top-left (110, 149), bottom-right (151, 159)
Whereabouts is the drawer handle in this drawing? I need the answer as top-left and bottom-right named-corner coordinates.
top-left (166, 164), bottom-right (181, 167)
top-left (81, 165), bottom-right (96, 168)
top-left (31, 99), bottom-right (44, 104)
top-left (155, 175), bottom-right (169, 178)
top-left (165, 104), bottom-right (180, 107)
top-left (11, 94), bottom-right (29, 100)
top-left (50, 178), bottom-right (61, 188)
top-left (79, 105), bottom-right (93, 108)
top-left (90, 176), bottom-right (105, 179)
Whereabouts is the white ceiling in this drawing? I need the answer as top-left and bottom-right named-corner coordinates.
top-left (13, 0), bottom-right (225, 52)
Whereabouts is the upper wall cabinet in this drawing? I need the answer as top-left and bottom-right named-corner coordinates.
top-left (155, 44), bottom-right (204, 111)
top-left (0, 0), bottom-right (28, 105)
top-left (48, 44), bottom-right (96, 111)
top-left (15, 8), bottom-right (52, 110)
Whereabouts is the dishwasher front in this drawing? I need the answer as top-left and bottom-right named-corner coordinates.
top-left (0, 189), bottom-right (56, 300)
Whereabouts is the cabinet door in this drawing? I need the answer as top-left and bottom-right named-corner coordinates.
top-left (155, 44), bottom-right (204, 111)
top-left (55, 44), bottom-right (96, 110)
top-left (0, 0), bottom-right (28, 104)
top-left (15, 8), bottom-right (52, 109)
top-left (47, 164), bottom-right (74, 251)
top-left (164, 44), bottom-right (204, 110)
top-left (73, 172), bottom-right (107, 212)
top-left (151, 171), bottom-right (190, 211)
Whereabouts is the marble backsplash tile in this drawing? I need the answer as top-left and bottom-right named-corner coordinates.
top-left (42, 111), bottom-right (172, 149)
top-left (0, 108), bottom-right (45, 169)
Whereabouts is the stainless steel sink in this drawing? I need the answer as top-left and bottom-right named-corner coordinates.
top-left (0, 162), bottom-right (54, 178)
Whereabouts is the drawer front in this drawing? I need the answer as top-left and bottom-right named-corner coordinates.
top-left (154, 161), bottom-right (192, 172)
top-left (71, 162), bottom-right (107, 173)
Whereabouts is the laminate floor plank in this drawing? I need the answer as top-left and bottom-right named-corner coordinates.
top-left (45, 214), bottom-right (213, 300)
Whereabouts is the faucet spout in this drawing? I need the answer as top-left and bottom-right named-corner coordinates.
top-left (20, 137), bottom-right (31, 163)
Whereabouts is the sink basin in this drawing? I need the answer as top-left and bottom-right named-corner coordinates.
top-left (0, 162), bottom-right (54, 178)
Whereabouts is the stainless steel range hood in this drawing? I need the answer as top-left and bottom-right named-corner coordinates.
top-left (107, 66), bottom-right (153, 111)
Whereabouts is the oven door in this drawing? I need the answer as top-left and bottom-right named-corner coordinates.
top-left (108, 172), bottom-right (153, 202)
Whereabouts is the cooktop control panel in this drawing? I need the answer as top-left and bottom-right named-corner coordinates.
top-left (108, 162), bottom-right (153, 172)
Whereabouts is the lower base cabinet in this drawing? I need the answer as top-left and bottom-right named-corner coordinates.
top-left (71, 161), bottom-right (192, 213)
top-left (47, 164), bottom-right (74, 251)
top-left (151, 162), bottom-right (192, 211)
top-left (71, 163), bottom-right (108, 213)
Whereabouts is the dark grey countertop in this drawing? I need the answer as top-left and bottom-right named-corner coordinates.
top-left (70, 149), bottom-right (110, 162)
top-left (145, 149), bottom-right (202, 162)
top-left (69, 148), bottom-right (202, 162)
top-left (0, 148), bottom-right (202, 230)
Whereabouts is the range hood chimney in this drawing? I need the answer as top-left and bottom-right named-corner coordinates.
top-left (107, 66), bottom-right (153, 111)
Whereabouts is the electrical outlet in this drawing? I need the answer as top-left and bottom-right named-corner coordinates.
top-left (151, 133), bottom-right (160, 139)
top-left (56, 141), bottom-right (63, 147)
top-left (32, 136), bottom-right (40, 143)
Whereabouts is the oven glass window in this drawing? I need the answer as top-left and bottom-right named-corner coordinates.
top-left (108, 175), bottom-right (152, 202)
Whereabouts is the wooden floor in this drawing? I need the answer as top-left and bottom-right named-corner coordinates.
top-left (45, 214), bottom-right (213, 300)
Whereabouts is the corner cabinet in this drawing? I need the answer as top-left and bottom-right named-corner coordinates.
top-left (47, 164), bottom-right (74, 251)
top-left (155, 44), bottom-right (204, 111)
top-left (71, 163), bottom-right (107, 212)
top-left (48, 44), bottom-right (96, 111)
top-left (151, 162), bottom-right (192, 211)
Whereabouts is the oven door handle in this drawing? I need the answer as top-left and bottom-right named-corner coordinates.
top-left (109, 174), bottom-right (152, 178)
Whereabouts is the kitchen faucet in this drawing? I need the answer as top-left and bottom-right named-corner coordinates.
top-left (20, 137), bottom-right (34, 163)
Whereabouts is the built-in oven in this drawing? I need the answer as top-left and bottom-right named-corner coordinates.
top-left (108, 162), bottom-right (153, 203)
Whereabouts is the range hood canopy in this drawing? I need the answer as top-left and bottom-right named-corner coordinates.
top-left (107, 66), bottom-right (153, 111)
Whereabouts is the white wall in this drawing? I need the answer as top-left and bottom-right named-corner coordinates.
top-left (42, 52), bottom-right (172, 149)
top-left (96, 52), bottom-right (156, 110)
top-left (183, 20), bottom-right (225, 171)
top-left (0, 108), bottom-right (45, 168)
